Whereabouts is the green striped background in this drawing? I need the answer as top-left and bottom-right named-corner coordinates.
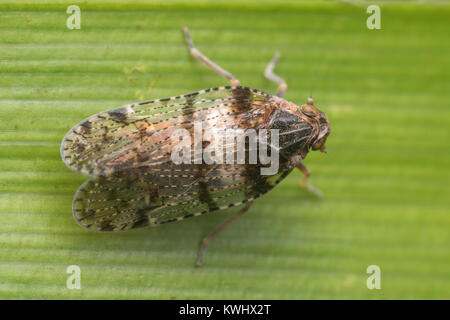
top-left (0, 0), bottom-right (449, 299)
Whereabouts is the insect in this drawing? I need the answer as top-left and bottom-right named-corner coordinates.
top-left (61, 27), bottom-right (330, 266)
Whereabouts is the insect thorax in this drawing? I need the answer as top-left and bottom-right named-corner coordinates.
top-left (267, 107), bottom-right (314, 160)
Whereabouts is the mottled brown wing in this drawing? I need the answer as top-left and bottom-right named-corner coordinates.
top-left (73, 163), bottom-right (293, 231)
top-left (61, 86), bottom-right (273, 176)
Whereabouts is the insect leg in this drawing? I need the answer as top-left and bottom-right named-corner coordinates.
top-left (296, 161), bottom-right (323, 197)
top-left (196, 201), bottom-right (253, 267)
top-left (264, 52), bottom-right (287, 98)
top-left (183, 27), bottom-right (240, 87)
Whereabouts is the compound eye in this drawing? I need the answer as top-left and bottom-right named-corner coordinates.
top-left (301, 104), bottom-right (317, 117)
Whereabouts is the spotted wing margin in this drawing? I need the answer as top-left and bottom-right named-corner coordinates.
top-left (61, 86), bottom-right (273, 176)
top-left (73, 164), bottom-right (292, 231)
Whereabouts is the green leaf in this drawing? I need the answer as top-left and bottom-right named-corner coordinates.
top-left (1, 0), bottom-right (449, 299)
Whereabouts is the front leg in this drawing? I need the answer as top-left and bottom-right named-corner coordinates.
top-left (297, 161), bottom-right (323, 198)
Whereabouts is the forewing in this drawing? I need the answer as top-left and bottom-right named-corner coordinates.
top-left (73, 163), bottom-right (292, 231)
top-left (61, 86), bottom-right (273, 176)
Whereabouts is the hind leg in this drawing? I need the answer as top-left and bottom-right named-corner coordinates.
top-left (196, 201), bottom-right (253, 267)
top-left (183, 27), bottom-right (240, 87)
top-left (264, 52), bottom-right (287, 98)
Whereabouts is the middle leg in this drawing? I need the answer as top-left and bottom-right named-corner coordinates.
top-left (264, 52), bottom-right (287, 98)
